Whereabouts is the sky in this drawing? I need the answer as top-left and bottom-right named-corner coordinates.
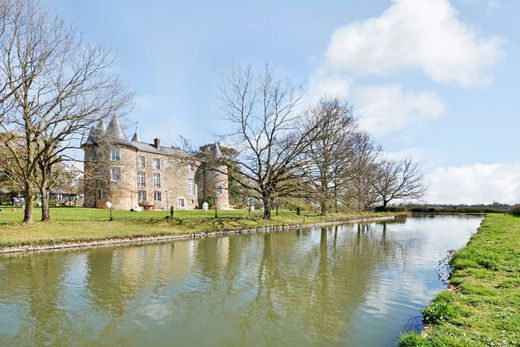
top-left (47, 0), bottom-right (520, 205)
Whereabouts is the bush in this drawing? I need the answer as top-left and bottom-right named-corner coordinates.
top-left (374, 206), bottom-right (406, 212)
top-left (421, 301), bottom-right (456, 325)
top-left (510, 204), bottom-right (520, 216)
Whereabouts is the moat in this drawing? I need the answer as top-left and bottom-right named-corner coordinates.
top-left (0, 215), bottom-right (482, 346)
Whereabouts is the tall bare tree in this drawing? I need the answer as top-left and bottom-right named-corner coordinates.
top-left (0, 0), bottom-right (132, 222)
top-left (218, 65), bottom-right (321, 219)
top-left (374, 158), bottom-right (425, 208)
top-left (346, 132), bottom-right (381, 211)
top-left (303, 98), bottom-right (358, 215)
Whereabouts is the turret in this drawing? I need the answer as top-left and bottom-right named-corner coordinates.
top-left (131, 131), bottom-right (142, 142)
top-left (207, 143), bottom-right (229, 209)
top-left (83, 119), bottom-right (106, 145)
top-left (106, 114), bottom-right (127, 141)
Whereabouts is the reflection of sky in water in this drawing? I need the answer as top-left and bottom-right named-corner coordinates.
top-left (0, 215), bottom-right (482, 346)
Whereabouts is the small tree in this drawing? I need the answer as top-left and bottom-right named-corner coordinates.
top-left (374, 158), bottom-right (425, 208)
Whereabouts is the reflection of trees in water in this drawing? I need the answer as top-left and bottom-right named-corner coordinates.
top-left (216, 224), bottom-right (402, 345)
top-left (0, 221), bottom-right (404, 346)
top-left (0, 253), bottom-right (76, 345)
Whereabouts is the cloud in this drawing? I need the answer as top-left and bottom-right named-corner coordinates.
top-left (425, 163), bottom-right (520, 204)
top-left (307, 70), bottom-right (351, 104)
top-left (383, 147), bottom-right (441, 170)
top-left (353, 84), bottom-right (443, 137)
top-left (325, 0), bottom-right (504, 86)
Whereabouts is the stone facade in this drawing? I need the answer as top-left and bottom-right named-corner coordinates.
top-left (82, 116), bottom-right (229, 211)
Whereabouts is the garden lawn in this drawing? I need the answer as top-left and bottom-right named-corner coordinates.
top-left (0, 207), bottom-right (397, 247)
top-left (399, 213), bottom-right (520, 347)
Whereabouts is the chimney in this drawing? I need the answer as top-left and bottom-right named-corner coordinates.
top-left (153, 138), bottom-right (161, 149)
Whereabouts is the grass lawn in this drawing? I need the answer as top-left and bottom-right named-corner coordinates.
top-left (0, 206), bottom-right (397, 247)
top-left (399, 214), bottom-right (520, 347)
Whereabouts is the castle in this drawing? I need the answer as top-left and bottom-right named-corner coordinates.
top-left (82, 115), bottom-right (229, 211)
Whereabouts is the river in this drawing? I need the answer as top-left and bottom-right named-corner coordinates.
top-left (0, 215), bottom-right (482, 346)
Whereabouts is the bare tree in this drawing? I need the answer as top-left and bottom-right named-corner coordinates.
top-left (345, 132), bottom-right (381, 211)
top-left (374, 158), bottom-right (425, 208)
top-left (303, 98), bottom-right (357, 215)
top-left (0, 0), bottom-right (132, 222)
top-left (218, 65), bottom-right (321, 219)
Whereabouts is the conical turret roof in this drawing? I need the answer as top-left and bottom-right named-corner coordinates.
top-left (131, 131), bottom-right (142, 142)
top-left (213, 142), bottom-right (223, 158)
top-left (106, 115), bottom-right (127, 141)
top-left (83, 120), bottom-right (106, 145)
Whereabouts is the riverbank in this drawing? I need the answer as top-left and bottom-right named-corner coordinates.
top-left (0, 208), bottom-right (405, 253)
top-left (399, 214), bottom-right (520, 346)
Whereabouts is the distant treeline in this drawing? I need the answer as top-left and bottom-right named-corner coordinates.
top-left (383, 203), bottom-right (513, 214)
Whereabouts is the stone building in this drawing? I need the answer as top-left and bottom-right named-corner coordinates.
top-left (82, 115), bottom-right (229, 210)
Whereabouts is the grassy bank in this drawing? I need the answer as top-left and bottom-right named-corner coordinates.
top-left (399, 214), bottom-right (520, 346)
top-left (0, 207), bottom-right (400, 248)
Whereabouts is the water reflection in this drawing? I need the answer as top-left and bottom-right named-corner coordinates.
top-left (0, 216), bottom-right (482, 346)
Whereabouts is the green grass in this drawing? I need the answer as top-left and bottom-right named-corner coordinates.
top-left (0, 206), bottom-right (398, 248)
top-left (399, 214), bottom-right (520, 347)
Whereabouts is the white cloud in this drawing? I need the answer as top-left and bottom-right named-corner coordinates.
top-left (425, 163), bottom-right (520, 204)
top-left (325, 0), bottom-right (504, 86)
top-left (353, 84), bottom-right (443, 137)
top-left (307, 70), bottom-right (352, 104)
top-left (383, 147), bottom-right (441, 170)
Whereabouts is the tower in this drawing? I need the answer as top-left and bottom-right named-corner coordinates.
top-left (206, 143), bottom-right (229, 209)
top-left (82, 120), bottom-right (107, 208)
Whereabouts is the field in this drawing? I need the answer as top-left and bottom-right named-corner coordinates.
top-left (0, 206), bottom-right (396, 247)
top-left (399, 214), bottom-right (520, 346)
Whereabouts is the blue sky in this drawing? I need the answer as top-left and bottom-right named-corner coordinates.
top-left (48, 0), bottom-right (520, 204)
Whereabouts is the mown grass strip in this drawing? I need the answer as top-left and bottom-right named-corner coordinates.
top-left (0, 207), bottom-right (402, 248)
top-left (399, 214), bottom-right (520, 347)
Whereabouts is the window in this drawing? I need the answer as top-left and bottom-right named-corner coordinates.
top-left (96, 190), bottom-right (103, 199)
top-left (153, 191), bottom-right (162, 201)
top-left (189, 163), bottom-right (195, 171)
top-left (153, 173), bottom-right (161, 188)
top-left (187, 178), bottom-right (194, 195)
top-left (137, 171), bottom-right (146, 187)
top-left (111, 148), bottom-right (120, 161)
top-left (177, 198), bottom-right (185, 208)
top-left (216, 186), bottom-right (223, 194)
top-left (137, 156), bottom-right (145, 168)
top-left (152, 158), bottom-right (161, 170)
top-left (111, 167), bottom-right (121, 181)
top-left (138, 190), bottom-right (147, 202)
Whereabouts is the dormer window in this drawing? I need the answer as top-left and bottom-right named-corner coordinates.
top-left (111, 148), bottom-right (120, 161)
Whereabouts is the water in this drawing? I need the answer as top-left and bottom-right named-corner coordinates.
top-left (0, 215), bottom-right (482, 346)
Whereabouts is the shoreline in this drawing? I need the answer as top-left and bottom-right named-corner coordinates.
top-left (0, 214), bottom-right (404, 255)
top-left (398, 214), bottom-right (520, 346)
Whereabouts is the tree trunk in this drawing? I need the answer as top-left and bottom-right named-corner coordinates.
top-left (40, 187), bottom-right (50, 221)
top-left (320, 200), bottom-right (327, 216)
top-left (22, 187), bottom-right (34, 223)
top-left (262, 195), bottom-right (272, 219)
top-left (39, 164), bottom-right (51, 222)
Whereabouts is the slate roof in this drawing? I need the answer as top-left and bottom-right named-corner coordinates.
top-left (82, 115), bottom-right (221, 161)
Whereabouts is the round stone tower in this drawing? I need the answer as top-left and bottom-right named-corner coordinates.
top-left (207, 143), bottom-right (229, 209)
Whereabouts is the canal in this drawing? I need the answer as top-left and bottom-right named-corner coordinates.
top-left (0, 215), bottom-right (482, 346)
